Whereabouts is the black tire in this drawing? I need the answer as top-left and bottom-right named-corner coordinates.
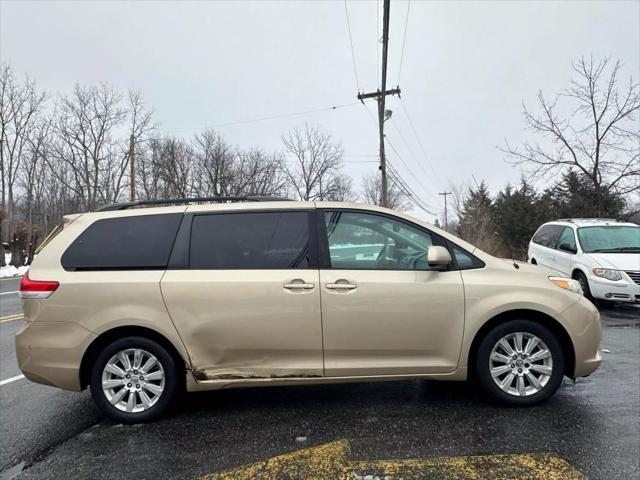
top-left (475, 320), bottom-right (565, 406)
top-left (530, 258), bottom-right (537, 265)
top-left (90, 336), bottom-right (180, 423)
top-left (574, 271), bottom-right (594, 302)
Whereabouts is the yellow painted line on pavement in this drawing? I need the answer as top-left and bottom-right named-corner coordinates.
top-left (0, 314), bottom-right (24, 323)
top-left (199, 440), bottom-right (586, 480)
top-left (199, 440), bottom-right (585, 480)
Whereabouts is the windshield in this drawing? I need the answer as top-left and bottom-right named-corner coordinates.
top-left (577, 226), bottom-right (640, 253)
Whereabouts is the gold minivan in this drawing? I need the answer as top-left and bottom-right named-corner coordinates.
top-left (16, 197), bottom-right (602, 422)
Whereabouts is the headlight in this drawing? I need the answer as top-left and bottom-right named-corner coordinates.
top-left (592, 268), bottom-right (622, 281)
top-left (549, 276), bottom-right (583, 295)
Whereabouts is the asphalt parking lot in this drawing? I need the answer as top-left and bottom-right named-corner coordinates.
top-left (1, 275), bottom-right (638, 480)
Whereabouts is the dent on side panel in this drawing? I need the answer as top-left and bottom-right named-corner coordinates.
top-left (160, 270), bottom-right (324, 382)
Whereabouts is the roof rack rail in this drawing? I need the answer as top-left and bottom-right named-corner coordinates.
top-left (557, 218), bottom-right (618, 223)
top-left (96, 195), bottom-right (292, 212)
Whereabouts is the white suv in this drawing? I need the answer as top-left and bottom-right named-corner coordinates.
top-left (528, 219), bottom-right (640, 303)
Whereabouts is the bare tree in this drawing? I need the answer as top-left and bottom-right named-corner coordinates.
top-left (281, 124), bottom-right (344, 201)
top-left (235, 149), bottom-right (286, 196)
top-left (361, 171), bottom-right (410, 211)
top-left (192, 130), bottom-right (237, 196)
top-left (155, 137), bottom-right (195, 198)
top-left (502, 56), bottom-right (639, 215)
top-left (48, 83), bottom-right (129, 211)
top-left (0, 64), bottom-right (47, 265)
top-left (127, 90), bottom-right (155, 199)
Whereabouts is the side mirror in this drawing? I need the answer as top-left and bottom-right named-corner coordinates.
top-left (427, 246), bottom-right (452, 266)
top-left (558, 243), bottom-right (577, 254)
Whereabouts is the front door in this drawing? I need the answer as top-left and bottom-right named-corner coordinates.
top-left (319, 210), bottom-right (465, 377)
top-left (554, 226), bottom-right (577, 275)
top-left (161, 209), bottom-right (323, 380)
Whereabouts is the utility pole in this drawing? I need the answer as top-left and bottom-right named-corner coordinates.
top-left (439, 191), bottom-right (452, 230)
top-left (129, 134), bottom-right (136, 202)
top-left (357, 0), bottom-right (399, 208)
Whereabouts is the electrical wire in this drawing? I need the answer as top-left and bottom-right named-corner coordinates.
top-left (361, 102), bottom-right (436, 213)
top-left (344, 0), bottom-right (361, 92)
top-left (386, 163), bottom-right (436, 215)
top-left (170, 102), bottom-right (360, 134)
top-left (399, 98), bottom-right (444, 186)
top-left (396, 0), bottom-right (411, 86)
top-left (388, 116), bottom-right (441, 196)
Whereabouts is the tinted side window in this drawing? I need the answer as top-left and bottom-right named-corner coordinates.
top-left (532, 225), bottom-right (563, 248)
top-left (62, 214), bottom-right (182, 271)
top-left (324, 210), bottom-right (440, 270)
top-left (190, 211), bottom-right (311, 269)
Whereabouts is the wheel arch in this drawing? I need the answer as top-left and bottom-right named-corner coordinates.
top-left (571, 266), bottom-right (589, 280)
top-left (468, 309), bottom-right (575, 379)
top-left (79, 325), bottom-right (189, 390)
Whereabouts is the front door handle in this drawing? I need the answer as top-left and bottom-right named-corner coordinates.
top-left (326, 282), bottom-right (357, 290)
top-left (283, 280), bottom-right (315, 290)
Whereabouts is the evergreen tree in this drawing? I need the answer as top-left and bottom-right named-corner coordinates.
top-left (494, 180), bottom-right (542, 258)
top-left (457, 181), bottom-right (498, 253)
top-left (541, 171), bottom-right (626, 220)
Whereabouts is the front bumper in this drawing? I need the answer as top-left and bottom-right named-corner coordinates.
top-left (561, 297), bottom-right (602, 378)
top-left (15, 321), bottom-right (96, 391)
top-left (589, 276), bottom-right (640, 303)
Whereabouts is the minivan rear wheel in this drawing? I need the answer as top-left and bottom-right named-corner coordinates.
top-left (90, 337), bottom-right (179, 423)
top-left (476, 320), bottom-right (564, 406)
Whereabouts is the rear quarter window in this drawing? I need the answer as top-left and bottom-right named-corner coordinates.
top-left (61, 214), bottom-right (183, 271)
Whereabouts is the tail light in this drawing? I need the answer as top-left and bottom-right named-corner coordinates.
top-left (19, 272), bottom-right (59, 299)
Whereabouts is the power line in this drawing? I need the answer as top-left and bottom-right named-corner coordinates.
top-left (385, 152), bottom-right (435, 211)
top-left (386, 162), bottom-right (436, 215)
top-left (170, 102), bottom-right (360, 134)
top-left (386, 135), bottom-right (440, 203)
top-left (343, 0), bottom-right (361, 91)
top-left (399, 98), bottom-right (444, 186)
top-left (396, 0), bottom-right (411, 86)
top-left (385, 136), bottom-right (437, 201)
top-left (388, 116), bottom-right (440, 194)
top-left (362, 102), bottom-right (435, 215)
top-left (362, 102), bottom-right (435, 206)
top-left (387, 162), bottom-right (433, 212)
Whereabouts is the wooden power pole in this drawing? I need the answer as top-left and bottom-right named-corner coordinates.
top-left (129, 134), bottom-right (136, 202)
top-left (439, 191), bottom-right (452, 230)
top-left (357, 0), bottom-right (400, 208)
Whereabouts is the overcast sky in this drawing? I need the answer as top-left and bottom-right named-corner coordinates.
top-left (1, 0), bottom-right (639, 220)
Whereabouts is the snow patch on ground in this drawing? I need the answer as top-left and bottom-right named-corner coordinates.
top-left (0, 265), bottom-right (28, 279)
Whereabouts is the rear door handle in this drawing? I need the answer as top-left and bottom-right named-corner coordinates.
top-left (326, 282), bottom-right (357, 290)
top-left (283, 280), bottom-right (315, 290)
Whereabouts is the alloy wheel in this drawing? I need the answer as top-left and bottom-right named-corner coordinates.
top-left (101, 348), bottom-right (166, 413)
top-left (489, 332), bottom-right (553, 397)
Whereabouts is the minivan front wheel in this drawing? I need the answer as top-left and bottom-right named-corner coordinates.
top-left (476, 320), bottom-right (564, 406)
top-left (90, 337), bottom-right (179, 423)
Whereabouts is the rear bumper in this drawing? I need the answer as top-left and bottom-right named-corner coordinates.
top-left (15, 321), bottom-right (96, 391)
